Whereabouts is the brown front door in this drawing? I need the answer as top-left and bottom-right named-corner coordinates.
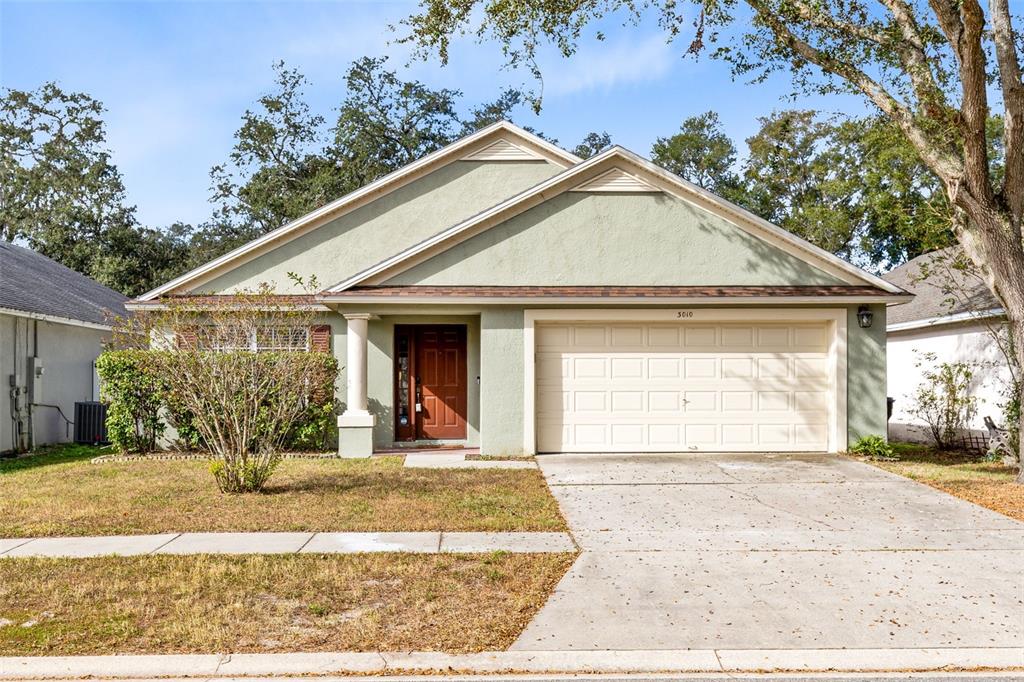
top-left (394, 325), bottom-right (467, 441)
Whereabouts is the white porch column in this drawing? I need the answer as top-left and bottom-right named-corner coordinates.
top-left (337, 313), bottom-right (375, 457)
top-left (345, 314), bottom-right (370, 414)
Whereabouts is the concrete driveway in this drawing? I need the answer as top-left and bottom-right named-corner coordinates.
top-left (512, 453), bottom-right (1024, 651)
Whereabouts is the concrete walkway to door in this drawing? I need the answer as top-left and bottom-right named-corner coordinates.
top-left (512, 453), bottom-right (1024, 652)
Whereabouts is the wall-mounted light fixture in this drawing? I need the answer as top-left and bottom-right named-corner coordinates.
top-left (857, 305), bottom-right (874, 329)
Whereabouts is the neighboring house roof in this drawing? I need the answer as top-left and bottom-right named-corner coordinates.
top-left (325, 146), bottom-right (908, 297)
top-left (0, 241), bottom-right (128, 328)
top-left (137, 121), bottom-right (580, 301)
top-left (883, 248), bottom-right (1003, 331)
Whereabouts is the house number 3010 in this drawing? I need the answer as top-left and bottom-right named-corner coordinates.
top-left (676, 311), bottom-right (694, 318)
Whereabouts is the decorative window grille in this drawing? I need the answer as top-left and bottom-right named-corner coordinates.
top-left (202, 327), bottom-right (310, 352)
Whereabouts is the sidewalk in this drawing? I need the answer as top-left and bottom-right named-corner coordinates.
top-left (0, 531), bottom-right (575, 558)
top-left (2, 647), bottom-right (1021, 678)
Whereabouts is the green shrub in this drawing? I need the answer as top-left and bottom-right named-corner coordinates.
top-left (95, 350), bottom-right (165, 453)
top-left (96, 349), bottom-right (337, 457)
top-left (909, 352), bottom-right (977, 449)
top-left (849, 434), bottom-right (895, 459)
top-left (1001, 380), bottom-right (1020, 457)
top-left (153, 350), bottom-right (338, 492)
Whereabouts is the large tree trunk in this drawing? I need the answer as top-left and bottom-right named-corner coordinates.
top-left (954, 201), bottom-right (1024, 478)
top-left (1013, 323), bottom-right (1024, 482)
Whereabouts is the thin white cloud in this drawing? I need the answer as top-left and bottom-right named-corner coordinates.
top-left (541, 33), bottom-right (677, 96)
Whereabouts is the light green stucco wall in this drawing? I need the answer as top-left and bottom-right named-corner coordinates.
top-left (479, 308), bottom-right (524, 455)
top-left (846, 303), bottom-right (888, 444)
top-left (330, 304), bottom-right (888, 454)
top-left (387, 193), bottom-right (845, 286)
top-left (198, 160), bottom-right (562, 295)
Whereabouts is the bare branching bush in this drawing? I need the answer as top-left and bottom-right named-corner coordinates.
top-left (909, 351), bottom-right (978, 450)
top-left (113, 277), bottom-right (337, 493)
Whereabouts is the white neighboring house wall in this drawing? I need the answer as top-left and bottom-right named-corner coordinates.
top-left (887, 312), bottom-right (1011, 443)
top-left (1, 310), bottom-right (109, 453)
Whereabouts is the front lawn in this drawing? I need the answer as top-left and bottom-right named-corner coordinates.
top-left (0, 445), bottom-right (566, 537)
top-left (866, 442), bottom-right (1024, 522)
top-left (0, 552), bottom-right (575, 655)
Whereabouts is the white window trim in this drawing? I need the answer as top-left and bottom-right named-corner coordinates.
top-left (522, 308), bottom-right (848, 455)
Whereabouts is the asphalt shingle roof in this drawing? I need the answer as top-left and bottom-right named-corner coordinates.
top-left (0, 242), bottom-right (128, 326)
top-left (883, 247), bottom-right (1001, 326)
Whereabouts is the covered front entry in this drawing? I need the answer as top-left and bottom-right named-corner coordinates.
top-left (394, 325), bottom-right (468, 441)
top-left (527, 309), bottom-right (846, 454)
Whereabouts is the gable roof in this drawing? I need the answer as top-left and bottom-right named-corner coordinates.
top-left (323, 146), bottom-right (908, 296)
top-left (883, 247), bottom-right (1003, 329)
top-left (136, 121), bottom-right (580, 301)
top-left (0, 242), bottom-right (128, 328)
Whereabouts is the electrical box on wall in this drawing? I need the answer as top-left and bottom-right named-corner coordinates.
top-left (28, 357), bottom-right (43, 403)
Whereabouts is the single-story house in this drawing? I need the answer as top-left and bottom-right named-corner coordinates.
top-left (1, 241), bottom-right (128, 453)
top-left (131, 122), bottom-right (911, 456)
top-left (883, 248), bottom-right (1011, 442)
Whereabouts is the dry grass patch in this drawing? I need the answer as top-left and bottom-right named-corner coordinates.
top-left (0, 552), bottom-right (575, 655)
top-left (867, 442), bottom-right (1024, 522)
top-left (0, 445), bottom-right (566, 537)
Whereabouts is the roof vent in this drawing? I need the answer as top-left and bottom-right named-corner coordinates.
top-left (570, 167), bottom-right (661, 193)
top-left (462, 139), bottom-right (544, 161)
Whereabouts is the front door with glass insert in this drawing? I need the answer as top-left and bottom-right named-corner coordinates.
top-left (394, 325), bottom-right (467, 441)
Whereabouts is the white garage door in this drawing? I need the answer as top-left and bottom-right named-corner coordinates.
top-left (535, 321), bottom-right (833, 452)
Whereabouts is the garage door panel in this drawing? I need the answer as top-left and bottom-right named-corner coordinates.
top-left (610, 423), bottom-right (646, 447)
top-left (683, 357), bottom-right (716, 378)
top-left (649, 391), bottom-right (681, 412)
top-left (648, 326), bottom-right (680, 346)
top-left (611, 391), bottom-right (645, 412)
top-left (757, 357), bottom-right (790, 378)
top-left (757, 391), bottom-right (790, 411)
top-left (684, 326), bottom-right (717, 346)
top-left (757, 327), bottom-right (790, 347)
top-left (611, 357), bottom-right (644, 378)
top-left (610, 326), bottom-right (644, 346)
top-left (683, 391), bottom-right (717, 411)
top-left (721, 326), bottom-right (754, 347)
top-left (721, 358), bottom-right (753, 378)
top-left (535, 321), bottom-right (833, 453)
top-left (722, 424), bottom-right (755, 445)
top-left (536, 325), bottom-right (571, 347)
top-left (572, 326), bottom-right (608, 347)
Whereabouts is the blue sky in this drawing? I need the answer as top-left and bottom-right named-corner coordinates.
top-left (1, 0), bottom-right (868, 228)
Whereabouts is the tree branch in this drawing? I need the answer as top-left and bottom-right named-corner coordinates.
top-left (990, 0), bottom-right (1024, 220)
top-left (746, 0), bottom-right (964, 184)
top-left (928, 0), bottom-right (993, 204)
top-left (875, 0), bottom-right (953, 121)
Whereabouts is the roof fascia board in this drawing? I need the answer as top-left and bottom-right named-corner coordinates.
top-left (328, 147), bottom-right (904, 293)
top-left (125, 301), bottom-right (331, 312)
top-left (0, 306), bottom-right (115, 331)
top-left (137, 121), bottom-right (580, 301)
top-left (318, 295), bottom-right (907, 305)
top-left (887, 307), bottom-right (1006, 332)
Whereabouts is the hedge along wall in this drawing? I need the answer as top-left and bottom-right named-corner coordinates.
top-left (97, 332), bottom-right (338, 454)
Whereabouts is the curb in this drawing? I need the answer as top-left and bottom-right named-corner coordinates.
top-left (2, 647), bottom-right (1021, 678)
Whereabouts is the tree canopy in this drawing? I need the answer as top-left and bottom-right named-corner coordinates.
top-left (0, 83), bottom-right (191, 296)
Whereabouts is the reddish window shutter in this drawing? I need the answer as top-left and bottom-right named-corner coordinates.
top-left (176, 329), bottom-right (198, 349)
top-left (310, 325), bottom-right (331, 353)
